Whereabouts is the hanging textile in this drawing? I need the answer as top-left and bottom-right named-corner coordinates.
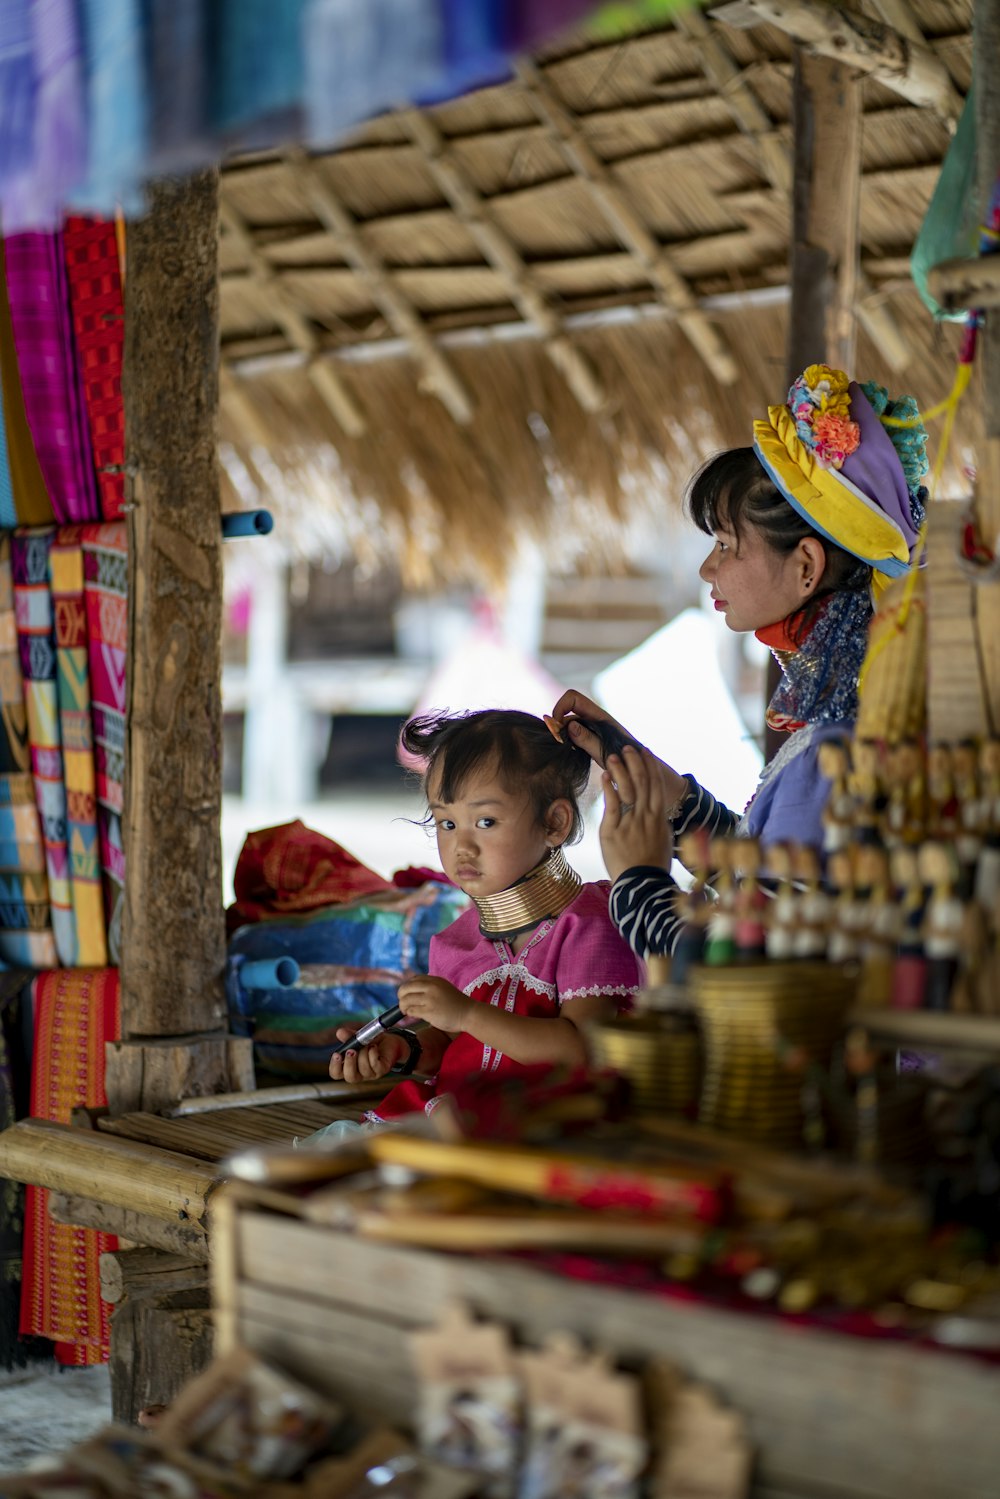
top-left (0, 364), bottom-right (17, 531)
top-left (51, 527), bottom-right (107, 965)
top-left (4, 232), bottom-right (99, 524)
top-left (0, 241), bottom-right (53, 526)
top-left (0, 970), bottom-right (38, 1370)
top-left (73, 0), bottom-right (146, 215)
top-left (144, 0), bottom-right (211, 176)
top-left (1, 0), bottom-right (88, 235)
top-left (62, 218), bottom-right (125, 521)
top-left (0, 535), bottom-right (55, 969)
top-left (12, 527), bottom-right (76, 966)
top-left (0, 0), bottom-right (36, 191)
top-left (304, 0), bottom-right (445, 147)
top-left (19, 967), bottom-right (120, 1365)
top-left (81, 521), bottom-right (126, 961)
top-left (210, 0), bottom-right (306, 146)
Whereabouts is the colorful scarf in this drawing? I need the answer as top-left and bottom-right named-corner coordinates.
top-left (757, 591), bottom-right (873, 734)
top-left (51, 526), bottom-right (107, 965)
top-left (19, 967), bottom-right (120, 1365)
top-left (1, 0), bottom-right (87, 234)
top-left (12, 527), bottom-right (76, 964)
top-left (81, 521), bottom-right (126, 959)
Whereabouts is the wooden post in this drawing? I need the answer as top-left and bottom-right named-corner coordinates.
top-left (973, 0), bottom-right (1000, 730)
top-left (766, 48), bottom-right (862, 759)
top-left (116, 171), bottom-right (251, 1108)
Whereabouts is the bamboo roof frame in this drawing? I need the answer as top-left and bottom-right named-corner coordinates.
top-left (215, 1), bottom-right (978, 580)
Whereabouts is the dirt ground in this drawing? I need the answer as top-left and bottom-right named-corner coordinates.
top-left (0, 1361), bottom-right (112, 1471)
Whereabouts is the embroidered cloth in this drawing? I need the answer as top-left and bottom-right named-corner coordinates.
top-left (19, 966), bottom-right (120, 1365)
top-left (370, 882), bottom-right (641, 1120)
top-left (81, 521), bottom-right (126, 960)
top-left (0, 535), bottom-right (54, 967)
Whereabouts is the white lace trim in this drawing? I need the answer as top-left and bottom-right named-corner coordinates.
top-left (464, 965), bottom-right (556, 1001)
top-left (736, 722), bottom-right (821, 837)
top-left (560, 983), bottom-right (636, 1000)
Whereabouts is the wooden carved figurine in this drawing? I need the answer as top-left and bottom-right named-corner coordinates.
top-left (975, 738), bottom-right (1000, 915)
top-left (848, 739), bottom-right (885, 844)
top-left (855, 845), bottom-right (900, 1009)
top-left (927, 744), bottom-right (958, 843)
top-left (764, 841), bottom-right (797, 961)
top-left (919, 842), bottom-right (965, 1013)
top-left (890, 845), bottom-right (927, 1011)
top-left (818, 738), bottom-right (855, 857)
top-left (791, 844), bottom-right (830, 960)
top-left (672, 829), bottom-right (712, 985)
top-left (704, 837), bottom-right (737, 966)
top-left (826, 849), bottom-right (864, 966)
top-left (952, 739), bottom-right (983, 894)
top-left (883, 738), bottom-right (925, 849)
top-left (733, 838), bottom-right (768, 960)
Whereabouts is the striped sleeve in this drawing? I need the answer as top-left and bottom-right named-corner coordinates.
top-left (609, 866), bottom-right (687, 959)
top-left (673, 772), bottom-right (741, 841)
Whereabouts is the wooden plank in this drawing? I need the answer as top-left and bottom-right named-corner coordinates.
top-left (104, 1036), bottom-right (254, 1118)
top-left (712, 0), bottom-right (962, 123)
top-left (121, 170), bottom-right (228, 1051)
top-left (48, 1191), bottom-right (210, 1260)
top-left (100, 1247), bottom-right (208, 1305)
top-left (0, 1119), bottom-right (216, 1221)
top-left (170, 1079), bottom-right (391, 1116)
top-left (110, 1297), bottom-right (213, 1426)
top-left (232, 1221), bottom-right (1000, 1499)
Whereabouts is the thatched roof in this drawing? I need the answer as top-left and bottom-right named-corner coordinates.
top-left (217, 3), bottom-right (978, 583)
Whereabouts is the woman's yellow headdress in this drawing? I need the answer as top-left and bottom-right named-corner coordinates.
top-left (752, 365), bottom-right (924, 596)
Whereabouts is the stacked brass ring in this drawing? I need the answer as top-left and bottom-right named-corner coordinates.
top-left (690, 962), bottom-right (857, 1148)
top-left (589, 1011), bottom-right (701, 1118)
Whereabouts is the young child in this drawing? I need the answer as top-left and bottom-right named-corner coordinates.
top-left (328, 708), bottom-right (642, 1121)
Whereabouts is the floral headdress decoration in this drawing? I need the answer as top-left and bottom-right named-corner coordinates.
top-left (753, 364), bottom-right (928, 599)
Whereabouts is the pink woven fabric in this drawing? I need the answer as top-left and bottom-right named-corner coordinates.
top-left (4, 231), bottom-right (99, 523)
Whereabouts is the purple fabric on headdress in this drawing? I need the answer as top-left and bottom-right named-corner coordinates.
top-left (4, 233), bottom-right (99, 524)
top-left (843, 382), bottom-right (919, 556)
top-left (2, 0), bottom-right (87, 233)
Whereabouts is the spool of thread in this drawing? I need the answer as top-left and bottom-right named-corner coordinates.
top-left (239, 956), bottom-right (300, 989)
top-left (221, 510), bottom-right (274, 539)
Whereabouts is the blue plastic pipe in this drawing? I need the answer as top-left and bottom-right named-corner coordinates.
top-left (221, 510), bottom-right (274, 539)
top-left (240, 956), bottom-right (300, 989)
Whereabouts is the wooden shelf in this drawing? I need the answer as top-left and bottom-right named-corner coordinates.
top-left (849, 1009), bottom-right (1000, 1053)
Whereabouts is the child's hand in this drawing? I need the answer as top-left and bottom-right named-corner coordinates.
top-left (600, 745), bottom-right (675, 881)
top-left (396, 976), bottom-right (471, 1035)
top-left (328, 1023), bottom-right (411, 1083)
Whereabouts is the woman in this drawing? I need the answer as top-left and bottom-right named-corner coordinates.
top-left (551, 364), bottom-right (929, 958)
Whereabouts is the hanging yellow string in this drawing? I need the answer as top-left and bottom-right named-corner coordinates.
top-left (881, 358), bottom-right (973, 429)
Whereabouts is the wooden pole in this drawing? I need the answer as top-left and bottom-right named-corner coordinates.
top-left (973, 0), bottom-right (1000, 730)
top-left (117, 171), bottom-right (252, 1107)
top-left (765, 49), bottom-right (862, 759)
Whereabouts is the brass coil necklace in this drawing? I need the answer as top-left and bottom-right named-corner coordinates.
top-left (473, 846), bottom-right (582, 943)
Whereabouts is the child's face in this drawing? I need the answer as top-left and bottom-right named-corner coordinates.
top-left (427, 762), bottom-right (552, 898)
top-left (698, 515), bottom-right (813, 633)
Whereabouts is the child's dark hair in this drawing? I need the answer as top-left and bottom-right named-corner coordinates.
top-left (401, 709), bottom-right (592, 843)
top-left (686, 448), bottom-right (871, 640)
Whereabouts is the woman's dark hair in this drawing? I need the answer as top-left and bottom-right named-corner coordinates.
top-left (686, 448), bottom-right (871, 639)
top-left (400, 709), bottom-right (592, 843)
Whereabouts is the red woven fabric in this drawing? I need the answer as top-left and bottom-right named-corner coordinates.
top-left (19, 968), bottom-right (120, 1364)
top-left (228, 819), bottom-right (393, 931)
top-left (62, 218), bottom-right (125, 521)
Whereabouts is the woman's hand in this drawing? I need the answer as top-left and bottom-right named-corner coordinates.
top-left (328, 1022), bottom-right (411, 1083)
top-left (396, 976), bottom-right (472, 1035)
top-left (550, 689), bottom-right (689, 813)
top-left (600, 745), bottom-right (675, 881)
top-left (549, 689), bottom-right (634, 769)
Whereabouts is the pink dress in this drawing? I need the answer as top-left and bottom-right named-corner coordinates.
top-left (368, 883), bottom-right (641, 1121)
